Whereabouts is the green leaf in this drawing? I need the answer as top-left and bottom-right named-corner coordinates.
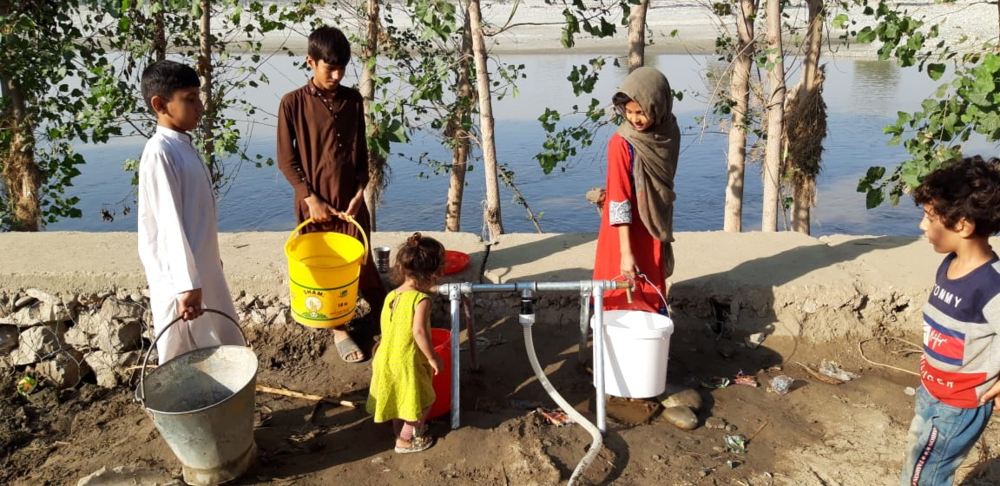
top-left (927, 63), bottom-right (945, 80)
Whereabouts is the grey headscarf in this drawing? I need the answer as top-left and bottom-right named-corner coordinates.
top-left (615, 67), bottom-right (680, 243)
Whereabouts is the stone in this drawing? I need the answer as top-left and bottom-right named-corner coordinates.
top-left (0, 325), bottom-right (18, 354)
top-left (250, 309), bottom-right (267, 326)
top-left (14, 295), bottom-right (37, 309)
top-left (76, 312), bottom-right (143, 353)
top-left (661, 405), bottom-right (698, 430)
top-left (240, 295), bottom-right (258, 309)
top-left (36, 349), bottom-right (89, 389)
top-left (76, 465), bottom-right (183, 486)
top-left (99, 298), bottom-right (144, 321)
top-left (64, 327), bottom-right (91, 350)
top-left (84, 351), bottom-right (120, 388)
top-left (705, 417), bottom-right (728, 429)
top-left (2, 301), bottom-right (74, 327)
top-left (10, 323), bottom-right (68, 366)
top-left (26, 289), bottom-right (59, 304)
top-left (659, 386), bottom-right (703, 412)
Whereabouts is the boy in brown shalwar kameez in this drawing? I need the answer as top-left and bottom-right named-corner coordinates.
top-left (277, 25), bottom-right (386, 363)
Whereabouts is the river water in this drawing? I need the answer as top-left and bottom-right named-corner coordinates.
top-left (48, 52), bottom-right (977, 237)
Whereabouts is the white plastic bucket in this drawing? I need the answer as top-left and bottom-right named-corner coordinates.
top-left (592, 310), bottom-right (673, 398)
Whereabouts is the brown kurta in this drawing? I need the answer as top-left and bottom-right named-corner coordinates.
top-left (277, 80), bottom-right (386, 312)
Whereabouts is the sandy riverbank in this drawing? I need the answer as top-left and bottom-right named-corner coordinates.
top-left (247, 0), bottom-right (997, 58)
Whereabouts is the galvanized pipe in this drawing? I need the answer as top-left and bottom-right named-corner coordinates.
top-left (434, 279), bottom-right (628, 432)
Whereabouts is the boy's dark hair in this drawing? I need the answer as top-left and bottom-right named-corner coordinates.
top-left (912, 155), bottom-right (1000, 237)
top-left (308, 26), bottom-right (351, 67)
top-left (612, 92), bottom-right (633, 115)
top-left (392, 232), bottom-right (445, 290)
top-left (140, 60), bottom-right (200, 112)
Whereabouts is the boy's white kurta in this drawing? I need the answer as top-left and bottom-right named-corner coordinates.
top-left (137, 126), bottom-right (243, 363)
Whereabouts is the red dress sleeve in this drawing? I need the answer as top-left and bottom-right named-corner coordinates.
top-left (605, 134), bottom-right (634, 226)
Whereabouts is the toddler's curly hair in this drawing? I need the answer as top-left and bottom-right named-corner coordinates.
top-left (392, 232), bottom-right (445, 289)
top-left (912, 155), bottom-right (1000, 237)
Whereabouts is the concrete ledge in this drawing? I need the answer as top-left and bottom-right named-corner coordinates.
top-left (0, 230), bottom-right (957, 341)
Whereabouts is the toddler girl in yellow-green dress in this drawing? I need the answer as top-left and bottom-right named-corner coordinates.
top-left (366, 232), bottom-right (444, 453)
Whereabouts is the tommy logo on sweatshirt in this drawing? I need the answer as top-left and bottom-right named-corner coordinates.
top-left (931, 284), bottom-right (963, 308)
top-left (923, 316), bottom-right (965, 366)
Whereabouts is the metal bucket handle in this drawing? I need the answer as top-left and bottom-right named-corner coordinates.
top-left (136, 308), bottom-right (247, 404)
top-left (613, 272), bottom-right (670, 311)
top-left (286, 214), bottom-right (369, 266)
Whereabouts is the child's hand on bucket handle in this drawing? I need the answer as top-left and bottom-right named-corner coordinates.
top-left (304, 195), bottom-right (335, 223)
top-left (177, 289), bottom-right (204, 321)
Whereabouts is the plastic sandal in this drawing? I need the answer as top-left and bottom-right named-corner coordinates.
top-left (394, 435), bottom-right (433, 454)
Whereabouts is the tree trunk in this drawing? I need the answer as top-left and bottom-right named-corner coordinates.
top-left (197, 0), bottom-right (217, 189)
top-left (626, 0), bottom-right (649, 72)
top-left (468, 0), bottom-right (504, 239)
top-left (0, 76), bottom-right (41, 231)
top-left (360, 0), bottom-right (386, 231)
top-left (724, 0), bottom-right (757, 233)
top-left (445, 14), bottom-right (475, 232)
top-left (153, 2), bottom-right (166, 62)
top-left (790, 0), bottom-right (824, 234)
top-left (761, 0), bottom-right (785, 232)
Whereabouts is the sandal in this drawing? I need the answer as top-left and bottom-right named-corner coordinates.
top-left (395, 435), bottom-right (433, 454)
top-left (335, 335), bottom-right (366, 364)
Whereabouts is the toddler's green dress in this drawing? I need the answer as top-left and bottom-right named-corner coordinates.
top-left (366, 290), bottom-right (436, 422)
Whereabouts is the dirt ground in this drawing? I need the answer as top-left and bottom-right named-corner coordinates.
top-left (2, 306), bottom-right (1000, 486)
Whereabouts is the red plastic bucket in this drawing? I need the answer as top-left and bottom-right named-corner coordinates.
top-left (428, 328), bottom-right (452, 420)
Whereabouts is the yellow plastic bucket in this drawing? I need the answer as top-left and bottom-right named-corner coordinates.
top-left (285, 216), bottom-right (369, 328)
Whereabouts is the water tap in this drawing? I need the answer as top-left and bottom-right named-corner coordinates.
top-left (518, 289), bottom-right (535, 327)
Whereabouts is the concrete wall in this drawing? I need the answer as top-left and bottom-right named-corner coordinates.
top-left (0, 230), bottom-right (952, 342)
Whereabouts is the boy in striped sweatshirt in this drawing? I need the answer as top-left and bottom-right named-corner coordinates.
top-left (900, 155), bottom-right (1000, 485)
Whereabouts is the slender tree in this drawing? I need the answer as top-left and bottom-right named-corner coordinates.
top-left (627, 0), bottom-right (649, 72)
top-left (723, 0), bottom-right (759, 232)
top-left (761, 0), bottom-right (785, 231)
top-left (359, 0), bottom-right (388, 231)
top-left (467, 0), bottom-right (503, 239)
top-left (782, 0), bottom-right (827, 234)
top-left (444, 14), bottom-right (475, 232)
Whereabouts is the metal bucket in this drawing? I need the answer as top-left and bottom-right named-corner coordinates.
top-left (136, 310), bottom-right (258, 485)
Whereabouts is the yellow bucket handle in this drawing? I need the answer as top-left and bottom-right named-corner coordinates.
top-left (287, 214), bottom-right (369, 265)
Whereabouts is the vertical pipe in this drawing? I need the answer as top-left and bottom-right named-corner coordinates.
top-left (448, 284), bottom-right (462, 430)
top-left (593, 282), bottom-right (606, 433)
top-left (578, 284), bottom-right (592, 364)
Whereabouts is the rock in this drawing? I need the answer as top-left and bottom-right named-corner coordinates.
top-left (26, 289), bottom-right (59, 304)
top-left (10, 323), bottom-right (68, 365)
top-left (0, 325), bottom-right (18, 354)
top-left (76, 312), bottom-right (143, 353)
top-left (240, 295), bottom-right (258, 309)
top-left (36, 349), bottom-right (89, 389)
top-left (705, 416), bottom-right (728, 429)
top-left (76, 465), bottom-right (183, 486)
top-left (661, 405), bottom-right (698, 430)
top-left (84, 351), bottom-right (120, 388)
top-left (250, 309), bottom-right (267, 326)
top-left (2, 301), bottom-right (74, 327)
top-left (99, 298), bottom-right (144, 321)
top-left (904, 386), bottom-right (916, 396)
top-left (129, 293), bottom-right (144, 303)
top-left (725, 424), bottom-right (739, 432)
top-left (268, 307), bottom-right (288, 326)
top-left (64, 327), bottom-right (91, 350)
top-left (659, 386), bottom-right (703, 412)
top-left (14, 295), bottom-right (38, 309)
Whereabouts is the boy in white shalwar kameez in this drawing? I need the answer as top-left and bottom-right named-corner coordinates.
top-left (137, 60), bottom-right (243, 363)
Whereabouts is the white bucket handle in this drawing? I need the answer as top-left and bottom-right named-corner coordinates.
top-left (136, 309), bottom-right (247, 405)
top-left (612, 271), bottom-right (669, 312)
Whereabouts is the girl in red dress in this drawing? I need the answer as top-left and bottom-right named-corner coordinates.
top-left (593, 67), bottom-right (680, 313)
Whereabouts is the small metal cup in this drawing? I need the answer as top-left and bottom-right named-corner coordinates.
top-left (375, 247), bottom-right (391, 273)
